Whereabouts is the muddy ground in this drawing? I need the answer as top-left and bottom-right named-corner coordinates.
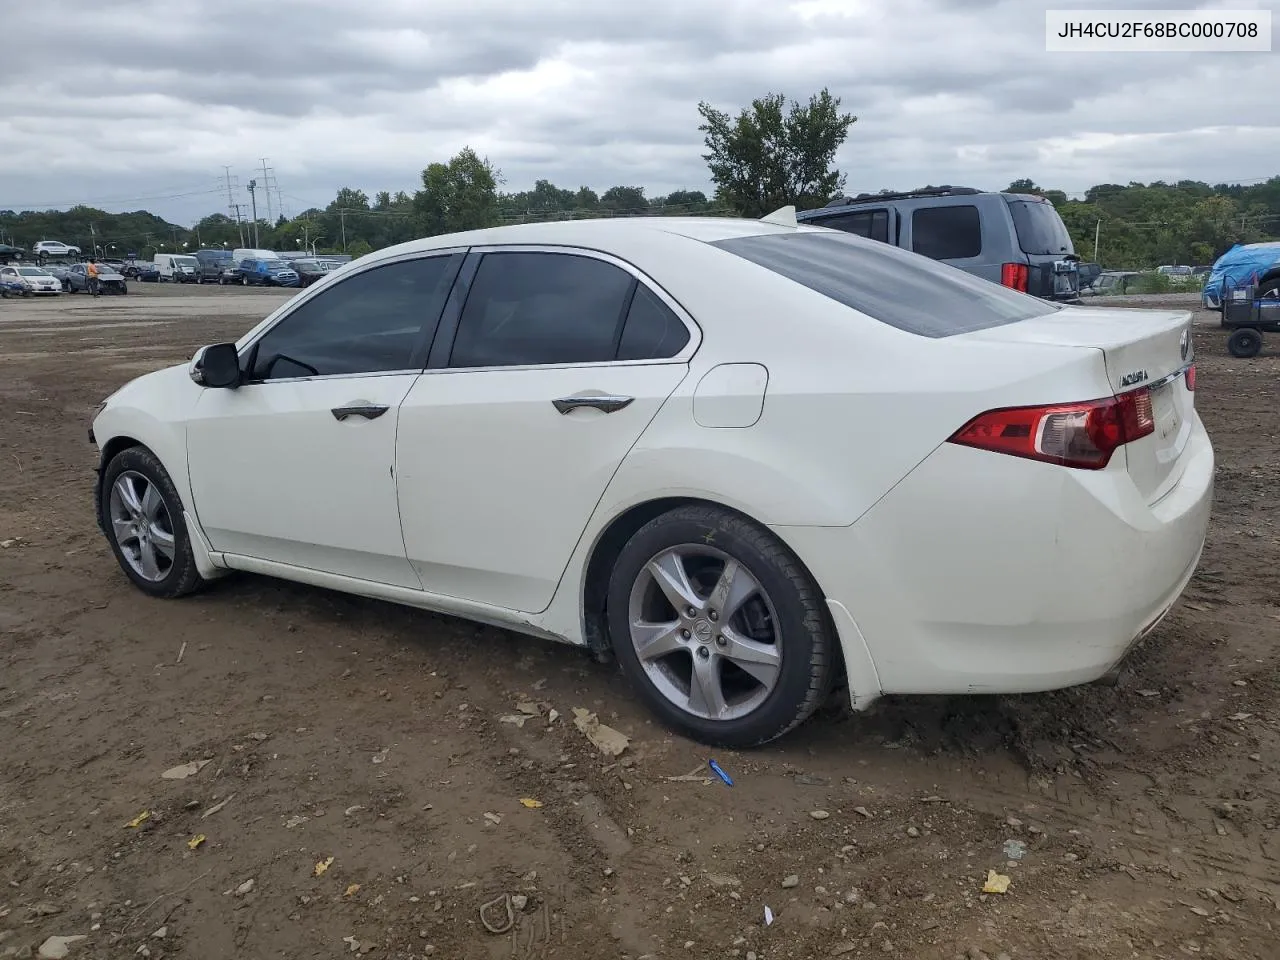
top-left (1, 285), bottom-right (1277, 960)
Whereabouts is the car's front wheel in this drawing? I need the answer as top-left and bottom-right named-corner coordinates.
top-left (606, 504), bottom-right (835, 748)
top-left (100, 446), bottom-right (206, 599)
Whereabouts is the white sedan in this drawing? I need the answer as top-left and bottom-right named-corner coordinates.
top-left (88, 213), bottom-right (1213, 747)
top-left (1, 264), bottom-right (62, 295)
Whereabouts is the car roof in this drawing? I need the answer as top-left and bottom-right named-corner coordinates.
top-left (355, 216), bottom-right (803, 267)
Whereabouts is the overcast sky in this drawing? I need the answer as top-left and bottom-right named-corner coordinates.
top-left (1, 0), bottom-right (1276, 226)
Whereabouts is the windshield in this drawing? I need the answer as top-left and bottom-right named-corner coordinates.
top-left (713, 229), bottom-right (1059, 338)
top-left (173, 256), bottom-right (198, 266)
top-left (1007, 199), bottom-right (1074, 256)
top-left (264, 260), bottom-right (290, 270)
top-left (18, 268), bottom-right (49, 276)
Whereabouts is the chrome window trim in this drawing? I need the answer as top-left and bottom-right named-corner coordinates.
top-left (440, 243), bottom-right (702, 372)
top-left (232, 246), bottom-right (469, 386)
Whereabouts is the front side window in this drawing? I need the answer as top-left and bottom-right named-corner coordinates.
top-left (911, 205), bottom-right (982, 260)
top-left (449, 252), bottom-right (637, 368)
top-left (247, 254), bottom-right (459, 381)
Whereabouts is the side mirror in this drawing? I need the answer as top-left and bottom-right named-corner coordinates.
top-left (190, 342), bottom-right (242, 389)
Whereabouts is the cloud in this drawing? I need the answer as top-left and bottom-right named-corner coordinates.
top-left (0, 0), bottom-right (1276, 223)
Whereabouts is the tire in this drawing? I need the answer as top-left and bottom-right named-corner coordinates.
top-left (606, 504), bottom-right (835, 748)
top-left (240, 275), bottom-right (248, 286)
top-left (1227, 327), bottom-right (1262, 358)
top-left (100, 446), bottom-right (206, 599)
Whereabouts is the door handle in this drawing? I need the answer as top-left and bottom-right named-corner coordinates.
top-left (331, 402), bottom-right (389, 422)
top-left (552, 395), bottom-right (635, 415)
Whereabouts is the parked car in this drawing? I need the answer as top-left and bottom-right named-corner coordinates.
top-left (0, 264), bottom-right (62, 295)
top-left (155, 253), bottom-right (199, 283)
top-left (122, 261), bottom-right (161, 282)
top-left (1084, 270), bottom-right (1142, 297)
top-left (46, 263), bottom-right (75, 289)
top-left (1076, 261), bottom-right (1102, 291)
top-left (33, 240), bottom-right (81, 259)
top-left (292, 258), bottom-right (338, 286)
top-left (194, 249), bottom-right (234, 283)
top-left (796, 186), bottom-right (1081, 301)
top-left (66, 262), bottom-right (127, 294)
top-left (236, 258), bottom-right (300, 287)
top-left (88, 214), bottom-right (1211, 747)
top-left (0, 242), bottom-right (26, 264)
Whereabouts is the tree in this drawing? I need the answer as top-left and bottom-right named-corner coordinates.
top-left (600, 186), bottom-right (647, 212)
top-left (697, 88), bottom-right (856, 217)
top-left (328, 187), bottom-right (370, 212)
top-left (414, 146), bottom-right (501, 236)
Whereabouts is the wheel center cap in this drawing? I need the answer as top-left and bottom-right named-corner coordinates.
top-left (692, 619), bottom-right (713, 642)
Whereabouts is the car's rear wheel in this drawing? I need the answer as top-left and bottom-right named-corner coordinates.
top-left (606, 504), bottom-right (835, 748)
top-left (101, 447), bottom-right (206, 599)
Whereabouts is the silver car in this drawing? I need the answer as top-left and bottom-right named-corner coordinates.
top-left (66, 262), bottom-right (128, 295)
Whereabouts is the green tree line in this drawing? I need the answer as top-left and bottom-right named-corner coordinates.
top-left (3, 88), bottom-right (1278, 269)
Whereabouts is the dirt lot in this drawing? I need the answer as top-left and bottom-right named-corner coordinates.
top-left (2, 284), bottom-right (1277, 960)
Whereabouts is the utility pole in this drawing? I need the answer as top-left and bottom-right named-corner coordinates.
top-left (89, 222), bottom-right (97, 256)
top-left (247, 180), bottom-right (260, 247)
top-left (260, 159), bottom-right (274, 224)
top-left (339, 209), bottom-right (347, 252)
top-left (224, 165), bottom-right (246, 246)
top-left (230, 204), bottom-right (246, 246)
top-left (1093, 219), bottom-right (1101, 263)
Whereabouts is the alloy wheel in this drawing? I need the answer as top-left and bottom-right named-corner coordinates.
top-left (627, 545), bottom-right (782, 721)
top-left (107, 470), bottom-right (176, 582)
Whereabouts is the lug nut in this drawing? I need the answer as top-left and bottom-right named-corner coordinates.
top-left (708, 610), bottom-right (719, 622)
top-left (697, 646), bottom-right (710, 659)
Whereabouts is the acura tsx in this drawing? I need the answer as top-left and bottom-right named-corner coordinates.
top-left (89, 212), bottom-right (1213, 747)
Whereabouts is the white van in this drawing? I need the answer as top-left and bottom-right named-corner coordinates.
top-left (154, 253), bottom-right (199, 283)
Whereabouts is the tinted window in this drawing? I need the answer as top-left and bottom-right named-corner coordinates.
top-left (249, 255), bottom-right (457, 380)
top-left (911, 205), bottom-right (982, 260)
top-left (1007, 199), bottom-right (1073, 256)
top-left (616, 284), bottom-right (690, 361)
top-left (450, 252), bottom-right (635, 368)
top-left (712, 231), bottom-right (1058, 338)
top-left (813, 209), bottom-right (889, 243)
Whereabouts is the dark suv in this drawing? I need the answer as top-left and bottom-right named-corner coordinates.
top-left (796, 186), bottom-right (1081, 301)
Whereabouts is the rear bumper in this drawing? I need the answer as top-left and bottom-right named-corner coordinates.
top-left (775, 416), bottom-right (1214, 699)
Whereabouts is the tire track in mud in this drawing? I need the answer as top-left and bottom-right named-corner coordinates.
top-left (898, 758), bottom-right (1280, 896)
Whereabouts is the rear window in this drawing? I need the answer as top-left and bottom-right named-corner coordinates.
top-left (712, 230), bottom-right (1059, 338)
top-left (1007, 199), bottom-right (1074, 256)
top-left (911, 205), bottom-right (982, 260)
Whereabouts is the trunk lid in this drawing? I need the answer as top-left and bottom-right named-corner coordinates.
top-left (967, 306), bottom-right (1196, 502)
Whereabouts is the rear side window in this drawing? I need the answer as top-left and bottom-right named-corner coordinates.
top-left (616, 284), bottom-right (690, 361)
top-left (712, 231), bottom-right (1058, 338)
top-left (1007, 199), bottom-right (1074, 256)
top-left (812, 209), bottom-right (890, 243)
top-left (911, 205), bottom-right (981, 260)
top-left (450, 252), bottom-right (636, 368)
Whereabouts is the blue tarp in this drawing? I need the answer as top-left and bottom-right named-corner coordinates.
top-left (1203, 241), bottom-right (1280, 308)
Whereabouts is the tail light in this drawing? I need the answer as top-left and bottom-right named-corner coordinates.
top-left (1000, 262), bottom-right (1028, 292)
top-left (948, 389), bottom-right (1155, 470)
top-left (1184, 363), bottom-right (1196, 391)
